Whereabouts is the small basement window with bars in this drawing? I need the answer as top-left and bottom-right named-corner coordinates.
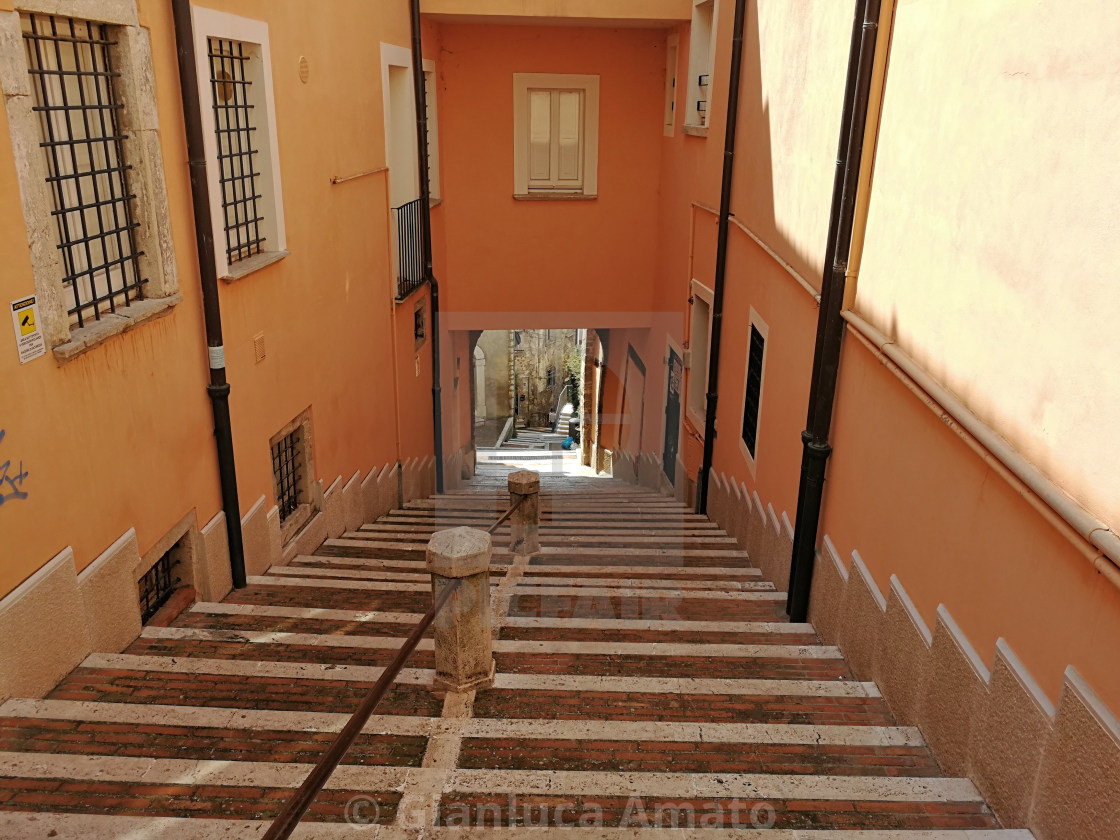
top-left (270, 411), bottom-right (314, 540)
top-left (272, 427), bottom-right (304, 522)
top-left (138, 548), bottom-right (180, 624)
top-left (208, 37), bottom-right (266, 266)
top-left (22, 13), bottom-right (147, 328)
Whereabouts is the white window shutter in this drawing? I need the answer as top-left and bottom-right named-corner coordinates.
top-left (556, 90), bottom-right (582, 184)
top-left (528, 90), bottom-right (552, 181)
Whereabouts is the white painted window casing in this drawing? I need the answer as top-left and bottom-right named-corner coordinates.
top-left (191, 6), bottom-right (287, 282)
top-left (685, 0), bottom-right (716, 130)
top-left (424, 68), bottom-right (441, 200)
top-left (687, 280), bottom-right (714, 431)
top-left (380, 45), bottom-right (439, 204)
top-left (514, 73), bottom-right (599, 197)
top-left (664, 33), bottom-right (679, 136)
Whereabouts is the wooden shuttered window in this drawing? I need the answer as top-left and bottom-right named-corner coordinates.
top-left (527, 88), bottom-right (584, 191)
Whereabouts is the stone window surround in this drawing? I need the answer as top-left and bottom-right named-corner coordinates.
top-left (190, 5), bottom-right (287, 283)
top-left (0, 0), bottom-right (180, 362)
top-left (269, 408), bottom-right (318, 546)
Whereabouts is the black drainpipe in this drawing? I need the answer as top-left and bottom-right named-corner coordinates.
top-left (171, 0), bottom-right (247, 588)
top-left (410, 0), bottom-right (444, 493)
top-left (696, 0), bottom-right (748, 515)
top-left (787, 0), bottom-right (882, 622)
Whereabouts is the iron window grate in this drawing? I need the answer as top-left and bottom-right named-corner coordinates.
top-left (271, 428), bottom-right (304, 522)
top-left (741, 325), bottom-right (765, 458)
top-left (22, 13), bottom-right (147, 328)
top-left (138, 550), bottom-right (178, 624)
top-left (207, 37), bottom-right (266, 265)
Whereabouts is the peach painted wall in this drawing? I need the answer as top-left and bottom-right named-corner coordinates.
top-left (821, 332), bottom-right (1120, 710)
top-left (0, 0), bottom-right (436, 598)
top-left (854, 0), bottom-right (1120, 535)
top-left (660, 0), bottom-right (850, 517)
top-left (435, 23), bottom-right (665, 318)
top-left (707, 230), bottom-right (818, 519)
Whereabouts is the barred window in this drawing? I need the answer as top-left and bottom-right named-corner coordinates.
top-left (271, 427), bottom-right (304, 523)
top-left (138, 549), bottom-right (179, 624)
top-left (207, 37), bottom-right (265, 265)
top-left (22, 13), bottom-right (146, 328)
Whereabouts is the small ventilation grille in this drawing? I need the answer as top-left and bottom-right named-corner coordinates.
top-left (253, 331), bottom-right (266, 363)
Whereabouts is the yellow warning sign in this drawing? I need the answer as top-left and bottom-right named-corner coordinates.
top-left (18, 308), bottom-right (34, 336)
top-left (10, 295), bottom-right (45, 364)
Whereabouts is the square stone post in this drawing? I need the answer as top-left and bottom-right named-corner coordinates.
top-left (426, 527), bottom-right (495, 692)
top-left (508, 470), bottom-right (540, 555)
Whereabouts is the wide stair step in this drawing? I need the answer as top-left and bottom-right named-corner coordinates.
top-left (0, 472), bottom-right (1024, 835)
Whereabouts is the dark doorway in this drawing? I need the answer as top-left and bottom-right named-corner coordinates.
top-left (663, 345), bottom-right (682, 484)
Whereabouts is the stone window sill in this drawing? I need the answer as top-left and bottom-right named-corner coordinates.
top-left (53, 294), bottom-right (183, 363)
top-left (513, 193), bottom-right (597, 202)
top-left (221, 249), bottom-right (289, 283)
top-left (682, 124), bottom-right (708, 138)
top-left (279, 502), bottom-right (312, 546)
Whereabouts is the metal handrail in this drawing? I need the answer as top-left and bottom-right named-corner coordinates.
top-left (487, 493), bottom-right (527, 535)
top-left (550, 384), bottom-right (572, 433)
top-left (264, 491), bottom-right (526, 838)
top-left (261, 577), bottom-right (460, 840)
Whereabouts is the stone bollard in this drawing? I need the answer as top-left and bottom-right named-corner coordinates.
top-left (426, 527), bottom-right (495, 693)
top-left (507, 470), bottom-right (540, 555)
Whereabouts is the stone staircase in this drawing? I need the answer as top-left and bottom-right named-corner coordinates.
top-left (500, 427), bottom-right (569, 450)
top-left (0, 463), bottom-right (1033, 837)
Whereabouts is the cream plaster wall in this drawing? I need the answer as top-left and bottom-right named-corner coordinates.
top-left (855, 0), bottom-right (1120, 532)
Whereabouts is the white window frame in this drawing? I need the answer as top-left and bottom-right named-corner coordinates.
top-left (684, 0), bottom-right (718, 133)
top-left (686, 279), bottom-right (714, 431)
top-left (513, 73), bottom-right (599, 198)
top-left (191, 6), bottom-right (287, 282)
top-left (0, 0), bottom-right (180, 359)
top-left (380, 45), bottom-right (439, 201)
top-left (738, 307), bottom-right (769, 478)
top-left (424, 65), bottom-right (441, 200)
top-left (664, 33), bottom-right (679, 137)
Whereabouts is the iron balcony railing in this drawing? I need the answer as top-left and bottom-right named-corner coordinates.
top-left (392, 196), bottom-right (426, 300)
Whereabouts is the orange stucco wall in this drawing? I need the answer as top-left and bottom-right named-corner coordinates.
top-left (821, 333), bottom-right (1120, 709)
top-left (0, 0), bottom-right (437, 598)
top-left (590, 0), bottom-right (1120, 717)
top-left (435, 23), bottom-right (666, 319)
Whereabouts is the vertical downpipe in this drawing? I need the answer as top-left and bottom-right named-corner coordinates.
top-left (786, 0), bottom-right (882, 622)
top-left (696, 0), bottom-right (749, 514)
top-left (171, 0), bottom-right (247, 588)
top-left (409, 0), bottom-right (444, 493)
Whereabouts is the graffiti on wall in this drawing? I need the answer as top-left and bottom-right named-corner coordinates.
top-left (0, 430), bottom-right (29, 505)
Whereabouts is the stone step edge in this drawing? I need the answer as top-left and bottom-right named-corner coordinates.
top-left (0, 752), bottom-right (982, 801)
top-left (139, 625), bottom-right (842, 660)
top-left (291, 556), bottom-right (763, 576)
top-left (267, 565), bottom-right (776, 591)
top-left (72, 653), bottom-right (880, 697)
top-left (189, 602), bottom-right (810, 633)
top-left (0, 698), bottom-right (923, 745)
top-left (0, 814), bottom-right (1039, 839)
